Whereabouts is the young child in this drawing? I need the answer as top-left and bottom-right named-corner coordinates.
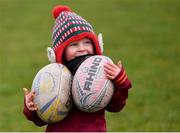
top-left (23, 5), bottom-right (132, 132)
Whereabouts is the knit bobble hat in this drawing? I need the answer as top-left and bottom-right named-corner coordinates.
top-left (51, 5), bottom-right (102, 63)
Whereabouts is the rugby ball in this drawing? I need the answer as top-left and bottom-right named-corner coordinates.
top-left (72, 55), bottom-right (114, 112)
top-left (31, 63), bottom-right (72, 123)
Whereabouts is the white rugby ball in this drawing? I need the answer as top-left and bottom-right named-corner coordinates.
top-left (31, 63), bottom-right (72, 123)
top-left (72, 55), bottom-right (114, 112)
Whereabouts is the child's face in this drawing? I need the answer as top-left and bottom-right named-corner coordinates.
top-left (64, 38), bottom-right (94, 61)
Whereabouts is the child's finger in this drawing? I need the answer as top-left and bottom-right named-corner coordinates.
top-left (28, 102), bottom-right (35, 108)
top-left (29, 105), bottom-right (38, 111)
top-left (29, 92), bottom-right (36, 101)
top-left (117, 60), bottom-right (122, 65)
top-left (31, 107), bottom-right (38, 111)
top-left (117, 60), bottom-right (122, 68)
top-left (104, 63), bottom-right (117, 72)
top-left (106, 74), bottom-right (115, 80)
top-left (32, 107), bottom-right (38, 111)
top-left (30, 103), bottom-right (38, 111)
top-left (31, 91), bottom-right (36, 96)
top-left (23, 88), bottom-right (29, 96)
top-left (34, 104), bottom-right (38, 110)
top-left (106, 62), bottom-right (119, 69)
top-left (104, 67), bottom-right (116, 76)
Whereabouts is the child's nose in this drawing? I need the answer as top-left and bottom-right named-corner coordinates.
top-left (78, 44), bottom-right (85, 51)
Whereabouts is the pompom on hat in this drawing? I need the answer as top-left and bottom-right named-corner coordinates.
top-left (47, 5), bottom-right (103, 63)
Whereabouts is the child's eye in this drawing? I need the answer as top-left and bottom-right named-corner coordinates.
top-left (84, 41), bottom-right (92, 45)
top-left (85, 40), bottom-right (91, 44)
top-left (70, 43), bottom-right (77, 47)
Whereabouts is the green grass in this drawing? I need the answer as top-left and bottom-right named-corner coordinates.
top-left (0, 0), bottom-right (179, 131)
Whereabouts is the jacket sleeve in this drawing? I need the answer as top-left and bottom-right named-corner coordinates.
top-left (106, 67), bottom-right (132, 112)
top-left (23, 99), bottom-right (47, 127)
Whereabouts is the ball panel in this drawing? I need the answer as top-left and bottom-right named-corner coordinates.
top-left (72, 55), bottom-right (114, 112)
top-left (31, 63), bottom-right (72, 123)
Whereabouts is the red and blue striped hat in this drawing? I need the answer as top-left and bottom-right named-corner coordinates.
top-left (51, 5), bottom-right (102, 63)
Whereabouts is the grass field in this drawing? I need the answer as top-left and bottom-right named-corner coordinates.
top-left (0, 0), bottom-right (179, 131)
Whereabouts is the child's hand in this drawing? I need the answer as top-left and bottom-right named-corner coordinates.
top-left (104, 61), bottom-right (122, 80)
top-left (23, 88), bottom-right (38, 111)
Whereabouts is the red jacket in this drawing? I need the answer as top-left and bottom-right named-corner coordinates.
top-left (23, 67), bottom-right (132, 132)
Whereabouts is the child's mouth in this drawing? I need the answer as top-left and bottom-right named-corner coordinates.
top-left (76, 53), bottom-right (88, 57)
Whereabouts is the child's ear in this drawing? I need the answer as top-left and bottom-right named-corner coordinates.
top-left (98, 33), bottom-right (104, 53)
top-left (47, 47), bottom-right (56, 63)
